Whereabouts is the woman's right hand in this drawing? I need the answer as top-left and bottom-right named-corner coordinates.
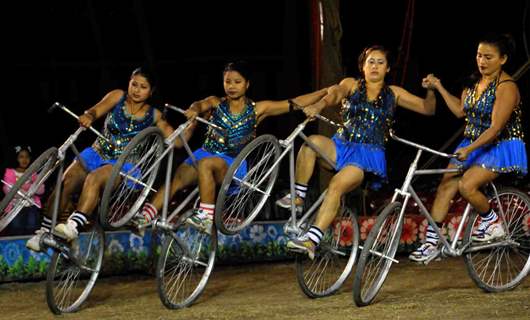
top-left (184, 108), bottom-right (199, 121)
top-left (303, 103), bottom-right (324, 119)
top-left (422, 74), bottom-right (441, 90)
top-left (78, 114), bottom-right (94, 128)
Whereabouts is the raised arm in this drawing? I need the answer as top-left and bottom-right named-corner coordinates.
top-left (389, 85), bottom-right (436, 115)
top-left (78, 89), bottom-right (125, 128)
top-left (302, 78), bottom-right (356, 118)
top-left (254, 88), bottom-right (328, 123)
top-left (423, 74), bottom-right (465, 118)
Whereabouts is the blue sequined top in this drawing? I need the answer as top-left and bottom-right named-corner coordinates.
top-left (335, 79), bottom-right (396, 147)
top-left (463, 79), bottom-right (524, 141)
top-left (94, 95), bottom-right (155, 160)
top-left (203, 99), bottom-right (257, 157)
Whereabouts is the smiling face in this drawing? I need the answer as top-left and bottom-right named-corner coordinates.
top-left (127, 74), bottom-right (152, 103)
top-left (362, 50), bottom-right (390, 83)
top-left (223, 70), bottom-right (249, 99)
top-left (476, 42), bottom-right (507, 77)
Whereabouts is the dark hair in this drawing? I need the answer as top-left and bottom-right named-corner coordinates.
top-left (223, 61), bottom-right (252, 81)
top-left (131, 66), bottom-right (158, 90)
top-left (479, 33), bottom-right (516, 60)
top-left (358, 45), bottom-right (392, 75)
top-left (464, 33), bottom-right (516, 88)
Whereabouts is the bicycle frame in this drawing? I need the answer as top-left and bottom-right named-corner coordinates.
top-left (387, 131), bottom-right (515, 263)
top-left (126, 104), bottom-right (224, 234)
top-left (247, 115), bottom-right (339, 238)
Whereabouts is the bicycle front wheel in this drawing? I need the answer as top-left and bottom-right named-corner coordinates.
top-left (295, 204), bottom-right (359, 298)
top-left (100, 127), bottom-right (165, 229)
top-left (463, 187), bottom-right (530, 292)
top-left (353, 201), bottom-right (403, 307)
top-left (215, 134), bottom-right (281, 235)
top-left (0, 147), bottom-right (57, 232)
top-left (46, 223), bottom-right (105, 314)
top-left (157, 214), bottom-right (217, 308)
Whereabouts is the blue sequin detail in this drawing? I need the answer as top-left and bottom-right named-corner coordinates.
top-left (335, 79), bottom-right (396, 146)
top-left (203, 100), bottom-right (256, 157)
top-left (95, 95), bottom-right (155, 160)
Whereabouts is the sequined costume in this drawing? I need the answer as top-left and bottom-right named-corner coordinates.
top-left (184, 99), bottom-right (256, 181)
top-left (332, 79), bottom-right (396, 189)
top-left (79, 94), bottom-right (155, 172)
top-left (450, 78), bottom-right (527, 175)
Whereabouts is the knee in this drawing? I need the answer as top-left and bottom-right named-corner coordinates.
top-left (327, 179), bottom-right (347, 196)
top-left (197, 158), bottom-right (213, 172)
top-left (458, 179), bottom-right (476, 198)
top-left (83, 173), bottom-right (102, 190)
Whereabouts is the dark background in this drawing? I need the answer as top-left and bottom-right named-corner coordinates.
top-left (1, 0), bottom-right (529, 189)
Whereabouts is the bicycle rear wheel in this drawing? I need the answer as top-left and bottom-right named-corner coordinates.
top-left (353, 201), bottom-right (403, 306)
top-left (46, 223), bottom-right (104, 314)
top-left (100, 127), bottom-right (165, 229)
top-left (157, 211), bottom-right (217, 308)
top-left (215, 134), bottom-right (281, 235)
top-left (295, 204), bottom-right (359, 298)
top-left (0, 147), bottom-right (57, 232)
top-left (463, 186), bottom-right (530, 292)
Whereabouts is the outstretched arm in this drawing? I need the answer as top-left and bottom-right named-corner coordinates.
top-left (302, 78), bottom-right (356, 118)
top-left (423, 74), bottom-right (465, 118)
top-left (254, 88), bottom-right (328, 123)
top-left (390, 85), bottom-right (436, 115)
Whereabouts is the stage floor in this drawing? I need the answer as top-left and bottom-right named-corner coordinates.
top-left (1, 257), bottom-right (529, 319)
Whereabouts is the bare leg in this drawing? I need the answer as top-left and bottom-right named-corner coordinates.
top-left (458, 166), bottom-right (498, 213)
top-left (197, 157), bottom-right (228, 204)
top-left (76, 165), bottom-right (113, 215)
top-left (150, 162), bottom-right (198, 210)
top-left (313, 166), bottom-right (364, 231)
top-left (431, 164), bottom-right (461, 223)
top-left (295, 135), bottom-right (336, 184)
top-left (43, 160), bottom-right (87, 220)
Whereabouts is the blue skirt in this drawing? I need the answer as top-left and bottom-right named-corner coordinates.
top-left (449, 138), bottom-right (528, 175)
top-left (184, 148), bottom-right (247, 181)
top-left (332, 135), bottom-right (387, 190)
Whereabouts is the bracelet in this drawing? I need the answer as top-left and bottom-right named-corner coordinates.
top-left (84, 110), bottom-right (96, 120)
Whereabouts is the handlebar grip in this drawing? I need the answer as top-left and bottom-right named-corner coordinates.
top-left (48, 102), bottom-right (62, 114)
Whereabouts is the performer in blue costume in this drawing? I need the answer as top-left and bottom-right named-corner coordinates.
top-left (276, 45), bottom-right (437, 259)
top-left (410, 33), bottom-right (527, 262)
top-left (138, 61), bottom-right (328, 234)
top-left (27, 67), bottom-right (189, 250)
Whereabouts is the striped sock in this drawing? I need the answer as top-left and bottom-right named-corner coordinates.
top-left (295, 183), bottom-right (308, 200)
top-left (199, 202), bottom-right (215, 220)
top-left (479, 209), bottom-right (497, 223)
top-left (142, 202), bottom-right (158, 222)
top-left (425, 223), bottom-right (442, 246)
top-left (69, 211), bottom-right (88, 229)
top-left (306, 226), bottom-right (323, 245)
top-left (41, 217), bottom-right (52, 232)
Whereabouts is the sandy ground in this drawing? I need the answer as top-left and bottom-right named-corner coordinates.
top-left (1, 257), bottom-right (529, 320)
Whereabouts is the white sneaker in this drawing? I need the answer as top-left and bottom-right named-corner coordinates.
top-left (26, 228), bottom-right (48, 252)
top-left (472, 219), bottom-right (506, 242)
top-left (54, 220), bottom-right (79, 241)
top-left (186, 209), bottom-right (213, 235)
top-left (409, 243), bottom-right (439, 262)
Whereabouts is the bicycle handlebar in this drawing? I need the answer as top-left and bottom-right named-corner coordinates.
top-left (50, 102), bottom-right (113, 146)
top-left (389, 130), bottom-right (458, 159)
top-left (164, 103), bottom-right (226, 132)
